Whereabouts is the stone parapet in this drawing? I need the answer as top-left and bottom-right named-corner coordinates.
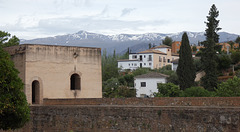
top-left (43, 97), bottom-right (240, 107)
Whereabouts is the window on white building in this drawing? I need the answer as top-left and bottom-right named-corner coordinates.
top-left (148, 55), bottom-right (152, 61)
top-left (149, 63), bottom-right (152, 66)
top-left (140, 55), bottom-right (143, 61)
top-left (144, 63), bottom-right (146, 65)
top-left (134, 63), bottom-right (137, 66)
top-left (141, 82), bottom-right (146, 87)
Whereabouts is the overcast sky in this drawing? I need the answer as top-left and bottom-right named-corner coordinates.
top-left (0, 0), bottom-right (240, 39)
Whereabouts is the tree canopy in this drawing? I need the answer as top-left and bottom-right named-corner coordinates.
top-left (216, 77), bottom-right (240, 97)
top-left (0, 31), bottom-right (19, 48)
top-left (0, 31), bottom-right (30, 130)
top-left (162, 36), bottom-right (173, 46)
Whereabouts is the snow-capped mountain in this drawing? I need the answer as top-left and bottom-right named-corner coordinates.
top-left (20, 30), bottom-right (239, 54)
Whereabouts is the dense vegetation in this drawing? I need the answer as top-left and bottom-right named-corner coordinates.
top-left (154, 76), bottom-right (240, 97)
top-left (0, 31), bottom-right (30, 130)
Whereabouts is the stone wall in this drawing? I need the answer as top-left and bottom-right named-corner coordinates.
top-left (2, 97), bottom-right (240, 131)
top-left (43, 97), bottom-right (240, 107)
top-left (8, 105), bottom-right (240, 132)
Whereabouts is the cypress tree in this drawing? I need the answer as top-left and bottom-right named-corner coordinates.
top-left (148, 43), bottom-right (152, 49)
top-left (201, 4), bottom-right (221, 91)
top-left (177, 32), bottom-right (196, 90)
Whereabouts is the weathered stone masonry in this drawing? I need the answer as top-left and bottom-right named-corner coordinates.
top-left (4, 97), bottom-right (240, 132)
top-left (4, 44), bottom-right (102, 105)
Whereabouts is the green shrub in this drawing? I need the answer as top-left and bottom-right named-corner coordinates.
top-left (215, 76), bottom-right (240, 97)
top-left (132, 68), bottom-right (151, 76)
top-left (231, 51), bottom-right (240, 64)
top-left (181, 86), bottom-right (215, 97)
top-left (102, 78), bottom-right (119, 97)
top-left (154, 83), bottom-right (182, 97)
top-left (115, 86), bottom-right (136, 98)
top-left (167, 72), bottom-right (179, 85)
top-left (216, 54), bottom-right (232, 71)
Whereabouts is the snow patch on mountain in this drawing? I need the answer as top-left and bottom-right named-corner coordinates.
top-left (20, 30), bottom-right (239, 54)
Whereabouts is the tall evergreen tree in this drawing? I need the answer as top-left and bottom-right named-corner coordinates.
top-left (113, 49), bottom-right (116, 58)
top-left (235, 36), bottom-right (240, 43)
top-left (201, 4), bottom-right (221, 91)
top-left (177, 32), bottom-right (196, 90)
top-left (148, 43), bottom-right (152, 49)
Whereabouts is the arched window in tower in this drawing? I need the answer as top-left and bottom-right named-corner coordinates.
top-left (32, 80), bottom-right (40, 104)
top-left (70, 74), bottom-right (81, 90)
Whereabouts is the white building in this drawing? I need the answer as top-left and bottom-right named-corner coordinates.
top-left (134, 72), bottom-right (169, 97)
top-left (171, 57), bottom-right (200, 71)
top-left (118, 45), bottom-right (179, 71)
top-left (171, 59), bottom-right (179, 71)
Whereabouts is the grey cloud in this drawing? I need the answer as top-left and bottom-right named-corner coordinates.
top-left (36, 16), bottom-right (168, 33)
top-left (2, 15), bottom-right (169, 39)
top-left (121, 8), bottom-right (136, 17)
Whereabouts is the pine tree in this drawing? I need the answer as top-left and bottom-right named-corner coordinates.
top-left (113, 49), bottom-right (116, 58)
top-left (0, 31), bottom-right (19, 48)
top-left (177, 32), bottom-right (196, 90)
top-left (201, 4), bottom-right (221, 91)
top-left (235, 36), bottom-right (240, 43)
top-left (162, 36), bottom-right (173, 47)
top-left (0, 46), bottom-right (30, 130)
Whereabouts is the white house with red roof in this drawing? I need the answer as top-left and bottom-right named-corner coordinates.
top-left (118, 45), bottom-right (179, 71)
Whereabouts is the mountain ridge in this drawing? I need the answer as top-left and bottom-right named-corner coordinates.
top-left (20, 30), bottom-right (239, 54)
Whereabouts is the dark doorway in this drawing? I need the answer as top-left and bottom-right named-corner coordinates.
top-left (32, 80), bottom-right (40, 104)
top-left (71, 74), bottom-right (81, 90)
top-left (140, 55), bottom-right (142, 61)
